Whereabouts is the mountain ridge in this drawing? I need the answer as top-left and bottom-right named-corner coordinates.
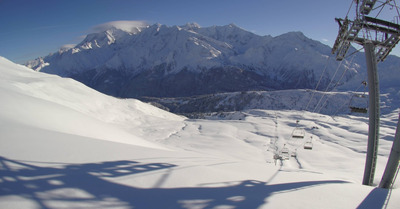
top-left (25, 23), bottom-right (400, 102)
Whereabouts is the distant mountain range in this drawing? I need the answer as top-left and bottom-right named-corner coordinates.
top-left (26, 22), bottom-right (400, 114)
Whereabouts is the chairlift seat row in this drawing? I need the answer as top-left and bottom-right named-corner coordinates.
top-left (279, 147), bottom-right (290, 160)
top-left (304, 136), bottom-right (313, 150)
top-left (304, 142), bottom-right (313, 150)
top-left (292, 128), bottom-right (305, 138)
top-left (280, 147), bottom-right (289, 154)
top-left (349, 83), bottom-right (368, 114)
top-left (350, 106), bottom-right (368, 113)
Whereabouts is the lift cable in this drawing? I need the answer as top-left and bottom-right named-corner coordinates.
top-left (306, 54), bottom-right (360, 126)
top-left (393, 0), bottom-right (400, 20)
top-left (375, 1), bottom-right (387, 17)
top-left (346, 0), bottom-right (355, 18)
top-left (344, 46), bottom-right (365, 60)
top-left (315, 54), bottom-right (357, 114)
top-left (312, 58), bottom-right (345, 113)
top-left (302, 56), bottom-right (332, 114)
top-left (300, 52), bottom-right (357, 130)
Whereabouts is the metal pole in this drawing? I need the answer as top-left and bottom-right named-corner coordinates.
top-left (362, 41), bottom-right (380, 186)
top-left (379, 113), bottom-right (400, 188)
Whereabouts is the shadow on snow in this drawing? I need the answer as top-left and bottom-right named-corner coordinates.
top-left (356, 187), bottom-right (390, 209)
top-left (0, 156), bottom-right (348, 209)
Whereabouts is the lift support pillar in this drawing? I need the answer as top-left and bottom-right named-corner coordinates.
top-left (362, 41), bottom-right (380, 186)
top-left (379, 113), bottom-right (400, 188)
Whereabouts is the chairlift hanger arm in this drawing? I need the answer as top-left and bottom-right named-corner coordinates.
top-left (335, 16), bottom-right (400, 38)
top-left (364, 16), bottom-right (400, 31)
top-left (363, 16), bottom-right (400, 35)
top-left (332, 13), bottom-right (400, 62)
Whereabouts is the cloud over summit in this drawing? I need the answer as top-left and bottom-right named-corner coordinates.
top-left (91, 20), bottom-right (149, 34)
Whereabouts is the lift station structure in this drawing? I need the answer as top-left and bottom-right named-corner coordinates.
top-left (332, 0), bottom-right (400, 188)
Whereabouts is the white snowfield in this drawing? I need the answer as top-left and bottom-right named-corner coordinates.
top-left (0, 56), bottom-right (399, 208)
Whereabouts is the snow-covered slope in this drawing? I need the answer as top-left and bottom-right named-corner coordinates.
top-left (0, 56), bottom-right (184, 150)
top-left (2, 57), bottom-right (400, 208)
top-left (26, 23), bottom-right (373, 98)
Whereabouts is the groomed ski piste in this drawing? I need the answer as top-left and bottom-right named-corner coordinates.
top-left (0, 56), bottom-right (399, 208)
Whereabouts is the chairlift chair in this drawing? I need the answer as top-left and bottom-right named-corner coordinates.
top-left (291, 150), bottom-right (297, 157)
top-left (304, 136), bottom-right (313, 150)
top-left (280, 147), bottom-right (290, 160)
top-left (349, 81), bottom-right (368, 114)
top-left (292, 127), bottom-right (305, 138)
top-left (349, 94), bottom-right (368, 113)
top-left (304, 142), bottom-right (313, 150)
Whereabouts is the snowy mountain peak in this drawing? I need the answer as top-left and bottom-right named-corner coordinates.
top-left (25, 22), bottom-right (357, 96)
top-left (272, 31), bottom-right (317, 46)
top-left (25, 57), bottom-right (49, 72)
top-left (25, 22), bottom-right (400, 99)
top-left (227, 23), bottom-right (239, 28)
top-left (80, 27), bottom-right (131, 48)
top-left (181, 22), bottom-right (201, 30)
top-left (71, 20), bottom-right (150, 50)
top-left (278, 31), bottom-right (306, 38)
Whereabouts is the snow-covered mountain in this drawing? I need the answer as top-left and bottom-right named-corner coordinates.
top-left (2, 57), bottom-right (400, 208)
top-left (26, 22), bottom-right (385, 98)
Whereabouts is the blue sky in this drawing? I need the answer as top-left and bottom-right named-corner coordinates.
top-left (0, 0), bottom-right (398, 63)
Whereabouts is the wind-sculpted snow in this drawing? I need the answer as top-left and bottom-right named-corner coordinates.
top-left (1, 57), bottom-right (399, 208)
